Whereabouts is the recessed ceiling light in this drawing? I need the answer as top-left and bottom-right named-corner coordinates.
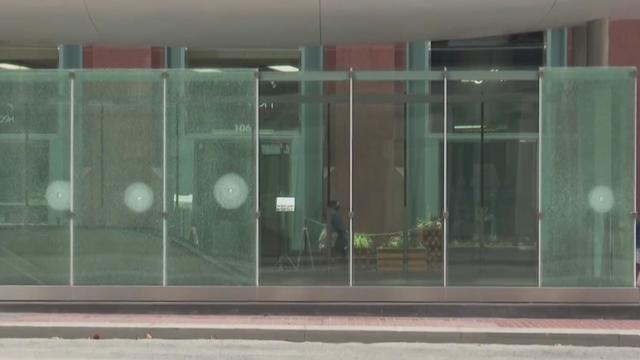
top-left (0, 63), bottom-right (29, 70)
top-left (268, 65), bottom-right (299, 72)
top-left (192, 69), bottom-right (222, 73)
top-left (454, 125), bottom-right (483, 130)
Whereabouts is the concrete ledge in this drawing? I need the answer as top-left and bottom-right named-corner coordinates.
top-left (0, 325), bottom-right (639, 347)
top-left (4, 302), bottom-right (640, 319)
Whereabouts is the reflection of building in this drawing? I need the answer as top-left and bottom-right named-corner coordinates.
top-left (0, 10), bottom-right (639, 302)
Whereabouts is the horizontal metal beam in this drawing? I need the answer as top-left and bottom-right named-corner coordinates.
top-left (0, 286), bottom-right (637, 303)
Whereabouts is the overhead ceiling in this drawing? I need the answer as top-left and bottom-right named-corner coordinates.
top-left (0, 0), bottom-right (638, 48)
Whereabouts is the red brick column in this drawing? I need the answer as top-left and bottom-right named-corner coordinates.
top-left (83, 46), bottom-right (165, 69)
top-left (609, 20), bottom-right (640, 208)
top-left (323, 44), bottom-right (407, 233)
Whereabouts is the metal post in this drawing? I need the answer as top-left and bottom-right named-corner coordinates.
top-left (69, 72), bottom-right (75, 286)
top-left (538, 70), bottom-right (544, 288)
top-left (349, 68), bottom-right (354, 287)
top-left (634, 71), bottom-right (638, 287)
top-left (162, 73), bottom-right (168, 287)
top-left (255, 72), bottom-right (261, 287)
top-left (443, 68), bottom-right (448, 287)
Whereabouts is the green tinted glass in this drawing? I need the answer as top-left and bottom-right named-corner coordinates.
top-left (73, 71), bottom-right (164, 285)
top-left (258, 79), bottom-right (350, 286)
top-left (541, 68), bottom-right (636, 287)
top-left (446, 79), bottom-right (539, 286)
top-left (352, 79), bottom-right (445, 286)
top-left (0, 71), bottom-right (70, 285)
top-left (166, 70), bottom-right (257, 285)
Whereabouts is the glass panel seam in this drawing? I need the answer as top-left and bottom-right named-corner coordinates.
top-left (349, 68), bottom-right (354, 288)
top-left (635, 71), bottom-right (638, 288)
top-left (443, 68), bottom-right (448, 288)
top-left (69, 72), bottom-right (75, 287)
top-left (255, 72), bottom-right (260, 287)
top-left (162, 73), bottom-right (168, 287)
top-left (538, 69), bottom-right (543, 288)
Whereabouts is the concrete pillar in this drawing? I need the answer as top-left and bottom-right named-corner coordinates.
top-left (296, 46), bottom-right (324, 250)
top-left (572, 18), bottom-right (610, 66)
top-left (572, 25), bottom-right (588, 66)
top-left (406, 41), bottom-right (440, 223)
top-left (587, 18), bottom-right (610, 66)
top-left (166, 47), bottom-right (186, 69)
top-left (546, 29), bottom-right (568, 67)
top-left (58, 45), bottom-right (83, 69)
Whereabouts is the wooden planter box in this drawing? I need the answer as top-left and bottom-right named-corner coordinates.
top-left (354, 250), bottom-right (375, 270)
top-left (376, 249), bottom-right (430, 272)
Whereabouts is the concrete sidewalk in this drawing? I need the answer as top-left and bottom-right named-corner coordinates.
top-left (1, 312), bottom-right (640, 347)
top-left (2, 340), bottom-right (640, 360)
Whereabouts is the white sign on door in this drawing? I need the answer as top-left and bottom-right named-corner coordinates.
top-left (276, 197), bottom-right (295, 212)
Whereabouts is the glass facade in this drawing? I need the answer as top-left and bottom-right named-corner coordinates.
top-left (73, 71), bottom-right (163, 285)
top-left (541, 68), bottom-right (637, 287)
top-left (446, 76), bottom-right (539, 286)
top-left (431, 33), bottom-right (544, 286)
top-left (0, 71), bottom-right (70, 285)
top-left (258, 76), bottom-right (350, 286)
top-left (0, 68), bottom-right (636, 294)
top-left (352, 74), bottom-right (445, 286)
top-left (167, 70), bottom-right (257, 285)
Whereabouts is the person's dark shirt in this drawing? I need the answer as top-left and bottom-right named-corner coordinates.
top-left (331, 211), bottom-right (347, 240)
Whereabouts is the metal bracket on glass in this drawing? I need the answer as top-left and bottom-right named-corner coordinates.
top-left (442, 210), bottom-right (449, 220)
top-left (349, 211), bottom-right (354, 220)
top-left (631, 211), bottom-right (638, 220)
top-left (537, 211), bottom-right (543, 220)
top-left (161, 212), bottom-right (168, 219)
top-left (68, 211), bottom-right (75, 220)
top-left (68, 71), bottom-right (76, 80)
top-left (162, 71), bottom-right (169, 79)
top-left (256, 211), bottom-right (261, 220)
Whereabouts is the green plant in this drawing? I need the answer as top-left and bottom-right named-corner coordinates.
top-left (386, 236), bottom-right (403, 249)
top-left (354, 233), bottom-right (372, 250)
top-left (417, 216), bottom-right (443, 233)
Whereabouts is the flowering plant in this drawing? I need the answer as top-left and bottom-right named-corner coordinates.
top-left (416, 216), bottom-right (443, 268)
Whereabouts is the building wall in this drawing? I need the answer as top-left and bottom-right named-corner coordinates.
top-left (83, 46), bottom-right (164, 69)
top-left (609, 20), bottom-right (640, 208)
top-left (324, 45), bottom-right (407, 234)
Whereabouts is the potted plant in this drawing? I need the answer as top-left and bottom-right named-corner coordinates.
top-left (417, 217), bottom-right (444, 269)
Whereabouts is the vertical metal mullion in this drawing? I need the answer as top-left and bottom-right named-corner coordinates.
top-left (69, 72), bottom-right (75, 286)
top-left (23, 103), bottom-right (29, 227)
top-left (255, 72), bottom-right (260, 287)
top-left (634, 71), bottom-right (638, 287)
top-left (349, 68), bottom-right (354, 288)
top-left (162, 73), bottom-right (168, 287)
top-left (538, 70), bottom-right (544, 288)
top-left (443, 68), bottom-right (448, 287)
